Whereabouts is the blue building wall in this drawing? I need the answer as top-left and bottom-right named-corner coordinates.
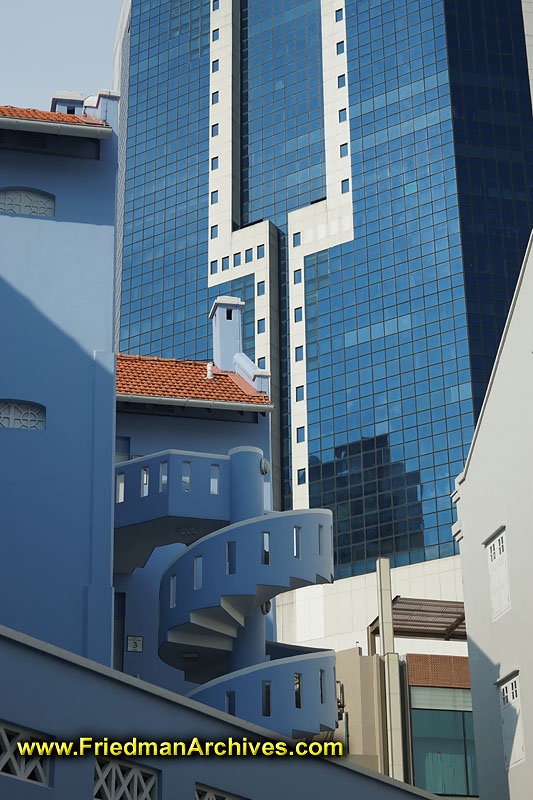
top-left (0, 624), bottom-right (431, 799)
top-left (0, 99), bottom-right (118, 663)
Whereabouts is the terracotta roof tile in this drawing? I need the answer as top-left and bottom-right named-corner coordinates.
top-left (0, 106), bottom-right (109, 127)
top-left (116, 354), bottom-right (271, 407)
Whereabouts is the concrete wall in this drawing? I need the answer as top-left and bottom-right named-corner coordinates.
top-left (335, 647), bottom-right (387, 771)
top-left (276, 557), bottom-right (466, 656)
top-left (453, 234), bottom-right (533, 800)
top-left (0, 100), bottom-right (118, 665)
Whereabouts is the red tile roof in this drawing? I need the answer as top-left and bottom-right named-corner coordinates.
top-left (116, 354), bottom-right (271, 407)
top-left (0, 106), bottom-right (109, 127)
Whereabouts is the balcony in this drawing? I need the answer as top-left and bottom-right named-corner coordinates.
top-left (114, 450), bottom-right (230, 573)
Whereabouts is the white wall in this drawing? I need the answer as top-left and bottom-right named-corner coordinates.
top-left (453, 233), bottom-right (533, 800)
top-left (277, 556), bottom-right (466, 657)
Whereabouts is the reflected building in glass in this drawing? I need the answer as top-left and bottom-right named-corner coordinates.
top-left (115, 0), bottom-right (533, 578)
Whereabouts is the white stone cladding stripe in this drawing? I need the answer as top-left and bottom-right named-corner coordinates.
top-left (208, 0), bottom-right (240, 250)
top-left (207, 0), bottom-right (282, 508)
top-left (288, 0), bottom-right (354, 508)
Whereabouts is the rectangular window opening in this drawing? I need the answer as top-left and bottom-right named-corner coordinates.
top-left (225, 690), bottom-right (235, 715)
top-left (262, 680), bottom-right (271, 717)
top-left (210, 464), bottom-right (220, 495)
top-left (294, 673), bottom-right (302, 708)
top-left (294, 526), bottom-right (302, 558)
top-left (182, 461), bottom-right (191, 492)
top-left (226, 540), bottom-right (236, 575)
top-left (261, 532), bottom-right (270, 565)
top-left (116, 472), bottom-right (125, 503)
top-left (169, 574), bottom-right (176, 609)
top-left (141, 466), bottom-right (149, 497)
top-left (194, 556), bottom-right (203, 590)
top-left (320, 669), bottom-right (326, 703)
top-left (159, 461), bottom-right (168, 492)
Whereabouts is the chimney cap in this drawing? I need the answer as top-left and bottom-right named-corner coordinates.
top-left (209, 295), bottom-right (245, 320)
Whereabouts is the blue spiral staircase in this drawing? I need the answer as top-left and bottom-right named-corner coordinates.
top-left (115, 445), bottom-right (338, 738)
top-left (157, 447), bottom-right (338, 738)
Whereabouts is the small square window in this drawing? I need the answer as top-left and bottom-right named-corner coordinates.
top-left (212, 123), bottom-right (219, 137)
top-left (258, 356), bottom-right (266, 369)
top-left (335, 8), bottom-right (343, 21)
top-left (339, 108), bottom-right (347, 122)
top-left (340, 143), bottom-right (348, 158)
top-left (257, 244), bottom-right (265, 258)
top-left (294, 306), bottom-right (303, 322)
top-left (210, 260), bottom-right (218, 274)
top-left (336, 41), bottom-right (345, 55)
top-left (341, 178), bottom-right (349, 194)
top-left (213, 0), bottom-right (219, 9)
top-left (212, 28), bottom-right (219, 41)
top-left (212, 91), bottom-right (219, 104)
top-left (212, 59), bottom-right (219, 73)
top-left (293, 231), bottom-right (301, 247)
top-left (234, 252), bottom-right (241, 267)
top-left (297, 468), bottom-right (306, 485)
top-left (257, 318), bottom-right (266, 334)
top-left (245, 247), bottom-right (253, 262)
top-left (296, 427), bottom-right (305, 443)
top-left (257, 280), bottom-right (265, 296)
top-left (296, 385), bottom-right (304, 402)
top-left (222, 256), bottom-right (229, 270)
top-left (338, 74), bottom-right (346, 88)
top-left (211, 156), bottom-right (219, 169)
top-left (295, 345), bottom-right (303, 362)
top-left (294, 269), bottom-right (302, 284)
top-left (211, 190), bottom-right (218, 204)
top-left (211, 225), bottom-right (218, 239)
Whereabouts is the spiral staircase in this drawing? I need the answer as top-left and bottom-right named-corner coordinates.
top-left (156, 447), bottom-right (338, 738)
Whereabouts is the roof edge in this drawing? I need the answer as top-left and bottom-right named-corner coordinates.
top-left (0, 116), bottom-right (112, 140)
top-left (117, 392), bottom-right (273, 413)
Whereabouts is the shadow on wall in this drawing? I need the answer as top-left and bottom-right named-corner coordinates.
top-left (464, 636), bottom-right (513, 800)
top-left (0, 275), bottom-right (115, 662)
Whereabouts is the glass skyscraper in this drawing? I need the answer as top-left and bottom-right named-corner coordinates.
top-left (115, 0), bottom-right (533, 578)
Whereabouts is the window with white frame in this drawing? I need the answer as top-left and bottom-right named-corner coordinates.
top-left (500, 675), bottom-right (525, 769)
top-left (486, 530), bottom-right (511, 621)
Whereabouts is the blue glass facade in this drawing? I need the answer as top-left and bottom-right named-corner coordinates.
top-left (119, 0), bottom-right (255, 360)
top-left (241, 0), bottom-right (326, 228)
top-left (118, 0), bottom-right (533, 577)
top-left (446, 0), bottom-right (533, 416)
top-left (304, 0), bottom-right (532, 577)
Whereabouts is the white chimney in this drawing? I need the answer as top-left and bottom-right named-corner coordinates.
top-left (206, 362), bottom-right (214, 379)
top-left (209, 296), bottom-right (245, 371)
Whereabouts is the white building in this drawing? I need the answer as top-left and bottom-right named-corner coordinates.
top-left (452, 232), bottom-right (533, 800)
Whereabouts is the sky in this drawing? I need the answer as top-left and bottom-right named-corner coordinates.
top-left (0, 0), bottom-right (125, 110)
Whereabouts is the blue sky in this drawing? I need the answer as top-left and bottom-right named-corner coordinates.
top-left (1, 1), bottom-right (124, 110)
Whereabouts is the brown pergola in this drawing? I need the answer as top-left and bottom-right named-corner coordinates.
top-left (368, 596), bottom-right (466, 654)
